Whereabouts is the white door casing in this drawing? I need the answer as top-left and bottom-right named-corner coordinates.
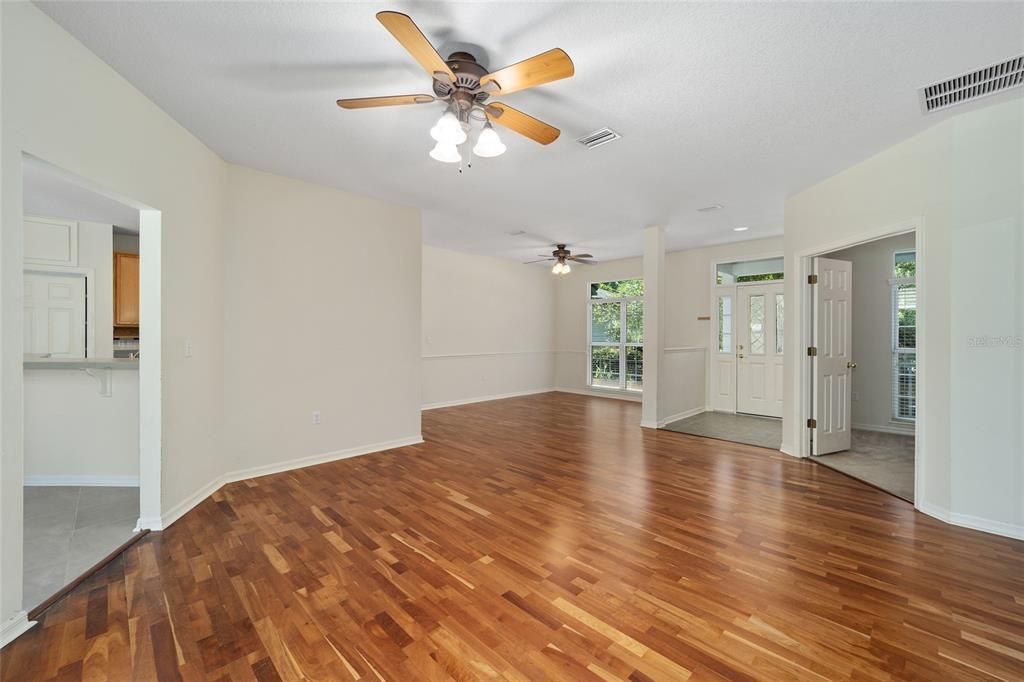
top-left (736, 282), bottom-right (784, 418)
top-left (24, 270), bottom-right (87, 358)
top-left (812, 257), bottom-right (853, 454)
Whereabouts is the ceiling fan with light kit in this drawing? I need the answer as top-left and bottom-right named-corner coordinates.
top-left (525, 244), bottom-right (595, 275)
top-left (337, 11), bottom-right (574, 166)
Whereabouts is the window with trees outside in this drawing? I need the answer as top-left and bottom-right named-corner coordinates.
top-left (892, 251), bottom-right (916, 421)
top-left (589, 279), bottom-right (644, 391)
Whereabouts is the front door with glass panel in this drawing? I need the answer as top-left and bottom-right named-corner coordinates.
top-left (736, 283), bottom-right (784, 417)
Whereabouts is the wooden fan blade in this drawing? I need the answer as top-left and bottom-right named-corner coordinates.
top-left (480, 48), bottom-right (574, 95)
top-left (485, 103), bottom-right (560, 145)
top-left (524, 258), bottom-right (555, 264)
top-left (336, 94), bottom-right (435, 109)
top-left (572, 258), bottom-right (597, 265)
top-left (569, 254), bottom-right (593, 259)
top-left (376, 12), bottom-right (455, 82)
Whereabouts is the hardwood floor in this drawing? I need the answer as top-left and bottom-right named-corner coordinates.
top-left (3, 392), bottom-right (1023, 680)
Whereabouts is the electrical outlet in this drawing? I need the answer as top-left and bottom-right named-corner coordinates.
top-left (312, 410), bottom-right (321, 425)
top-left (184, 339), bottom-right (193, 358)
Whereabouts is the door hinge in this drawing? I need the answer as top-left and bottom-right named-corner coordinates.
top-left (808, 274), bottom-right (818, 284)
top-left (807, 346), bottom-right (817, 356)
top-left (807, 418), bottom-right (817, 428)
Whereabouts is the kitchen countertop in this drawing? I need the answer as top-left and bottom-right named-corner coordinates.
top-left (23, 357), bottom-right (139, 369)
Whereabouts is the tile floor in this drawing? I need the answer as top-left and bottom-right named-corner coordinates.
top-left (662, 411), bottom-right (783, 450)
top-left (662, 413), bottom-right (914, 502)
top-left (815, 430), bottom-right (915, 502)
top-left (23, 485), bottom-right (139, 610)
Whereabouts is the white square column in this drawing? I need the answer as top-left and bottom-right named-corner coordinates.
top-left (641, 226), bottom-right (665, 428)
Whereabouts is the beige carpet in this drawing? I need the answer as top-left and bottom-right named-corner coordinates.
top-left (815, 429), bottom-right (915, 502)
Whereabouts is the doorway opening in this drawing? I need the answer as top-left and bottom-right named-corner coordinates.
top-left (663, 254), bottom-right (785, 450)
top-left (15, 155), bottom-right (162, 617)
top-left (807, 230), bottom-right (918, 502)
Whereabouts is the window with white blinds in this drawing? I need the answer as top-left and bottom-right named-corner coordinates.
top-left (891, 251), bottom-right (917, 422)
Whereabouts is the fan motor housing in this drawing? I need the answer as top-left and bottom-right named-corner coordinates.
top-left (433, 51), bottom-right (490, 103)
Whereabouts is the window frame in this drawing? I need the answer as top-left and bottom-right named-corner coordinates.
top-left (891, 250), bottom-right (917, 422)
top-left (587, 279), bottom-right (644, 393)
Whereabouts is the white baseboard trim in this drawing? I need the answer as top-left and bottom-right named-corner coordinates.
top-left (779, 442), bottom-right (802, 457)
top-left (852, 422), bottom-right (915, 436)
top-left (553, 387), bottom-right (643, 403)
top-left (1, 611), bottom-right (36, 648)
top-left (656, 406), bottom-right (705, 428)
top-left (917, 501), bottom-right (1024, 541)
top-left (25, 475), bottom-right (139, 487)
top-left (149, 474), bottom-right (225, 532)
top-left (151, 434), bottom-right (425, 532)
top-left (422, 388), bottom-right (554, 410)
top-left (223, 435), bottom-right (424, 484)
top-left (917, 500), bottom-right (950, 523)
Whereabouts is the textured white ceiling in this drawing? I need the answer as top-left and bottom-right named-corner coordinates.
top-left (37, 1), bottom-right (1024, 262)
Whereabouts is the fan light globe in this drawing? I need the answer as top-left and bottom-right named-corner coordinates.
top-left (473, 123), bottom-right (506, 158)
top-left (429, 141), bottom-right (461, 163)
top-left (430, 110), bottom-right (467, 145)
top-left (551, 262), bottom-right (563, 274)
top-left (562, 262), bottom-right (571, 274)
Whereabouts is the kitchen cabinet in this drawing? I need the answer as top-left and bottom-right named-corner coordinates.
top-left (113, 252), bottom-right (139, 327)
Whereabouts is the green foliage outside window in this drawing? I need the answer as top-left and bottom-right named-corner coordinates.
top-left (894, 251), bottom-right (916, 278)
top-left (591, 279), bottom-right (644, 299)
top-left (734, 272), bottom-right (784, 283)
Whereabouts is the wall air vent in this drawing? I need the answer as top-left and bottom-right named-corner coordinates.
top-left (919, 55), bottom-right (1024, 114)
top-left (576, 127), bottom-right (621, 150)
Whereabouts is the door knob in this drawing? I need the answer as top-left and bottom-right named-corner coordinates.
top-left (847, 361), bottom-right (857, 369)
top-left (738, 353), bottom-right (745, 359)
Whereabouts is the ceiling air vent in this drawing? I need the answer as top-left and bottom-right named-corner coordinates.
top-left (919, 55), bottom-right (1024, 114)
top-left (576, 127), bottom-right (621, 150)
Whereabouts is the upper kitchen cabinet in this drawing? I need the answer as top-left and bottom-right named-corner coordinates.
top-left (113, 252), bottom-right (139, 326)
top-left (25, 216), bottom-right (78, 266)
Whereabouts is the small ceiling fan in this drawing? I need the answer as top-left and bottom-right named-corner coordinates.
top-left (336, 11), bottom-right (574, 164)
top-left (525, 244), bottom-right (595, 275)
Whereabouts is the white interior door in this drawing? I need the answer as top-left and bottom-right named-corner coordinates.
top-left (24, 270), bottom-right (87, 357)
top-left (736, 282), bottom-right (784, 417)
top-left (812, 257), bottom-right (853, 454)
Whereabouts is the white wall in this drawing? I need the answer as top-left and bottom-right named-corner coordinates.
top-left (0, 3), bottom-right (426, 632)
top-left (827, 232), bottom-right (916, 433)
top-left (552, 237), bottom-right (783, 419)
top-left (422, 246), bottom-right (555, 408)
top-left (664, 237), bottom-right (784, 350)
top-left (24, 369), bottom-right (139, 484)
top-left (2, 2), bottom-right (226, 627)
top-left (112, 232), bottom-right (139, 254)
top-left (784, 97), bottom-right (1023, 539)
top-left (222, 165), bottom-right (422, 478)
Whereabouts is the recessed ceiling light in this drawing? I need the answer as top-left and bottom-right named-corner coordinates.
top-left (734, 226), bottom-right (749, 232)
top-left (697, 204), bottom-right (723, 213)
